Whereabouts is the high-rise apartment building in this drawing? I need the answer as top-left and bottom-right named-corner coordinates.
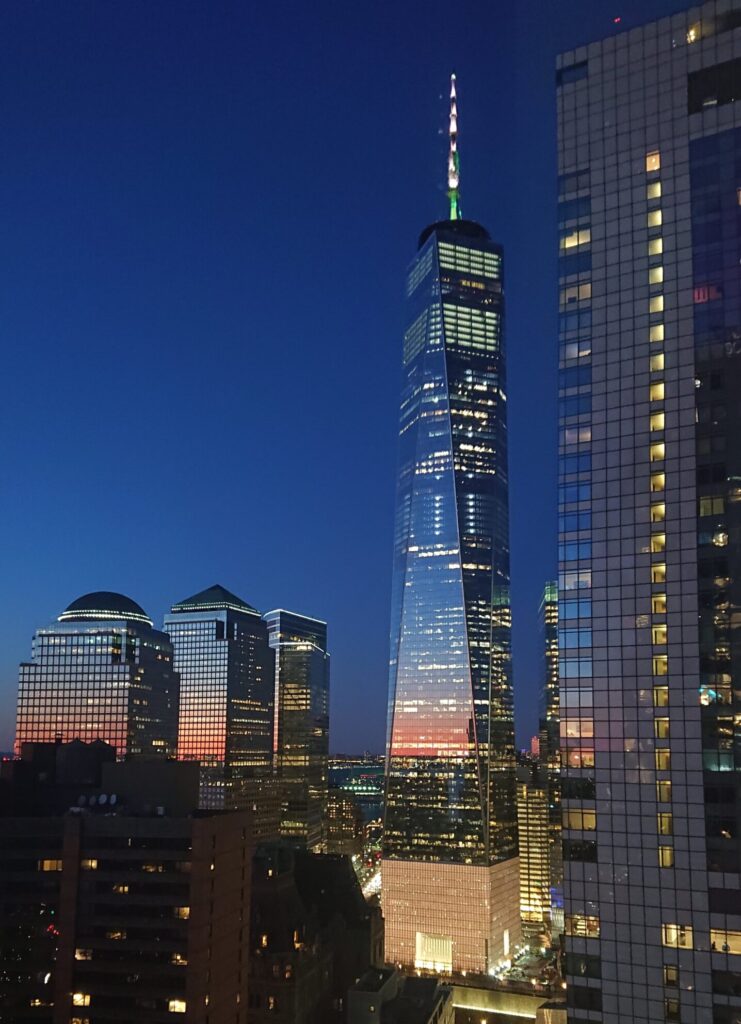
top-left (165, 584), bottom-right (274, 809)
top-left (15, 592), bottom-right (179, 759)
top-left (263, 609), bottom-right (330, 852)
top-left (383, 75), bottom-right (519, 975)
top-left (557, 4), bottom-right (741, 1020)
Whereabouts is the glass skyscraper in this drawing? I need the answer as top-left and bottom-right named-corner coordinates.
top-left (557, 4), bottom-right (741, 1020)
top-left (15, 591), bottom-right (179, 759)
top-left (263, 608), bottom-right (330, 852)
top-left (382, 76), bottom-right (519, 975)
top-left (538, 580), bottom-right (563, 937)
top-left (165, 584), bottom-right (274, 810)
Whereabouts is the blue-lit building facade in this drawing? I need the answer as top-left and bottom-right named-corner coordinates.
top-left (557, 4), bottom-right (741, 1021)
top-left (383, 80), bottom-right (520, 975)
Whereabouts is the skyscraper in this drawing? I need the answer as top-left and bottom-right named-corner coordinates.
top-left (165, 584), bottom-right (274, 810)
top-left (538, 581), bottom-right (562, 936)
top-left (557, 4), bottom-right (741, 1020)
top-left (15, 591), bottom-right (179, 759)
top-left (383, 75), bottom-right (519, 975)
top-left (263, 608), bottom-right (330, 852)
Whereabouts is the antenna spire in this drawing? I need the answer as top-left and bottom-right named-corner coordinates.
top-left (447, 73), bottom-right (460, 221)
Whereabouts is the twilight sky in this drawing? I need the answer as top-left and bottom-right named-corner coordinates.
top-left (0, 0), bottom-right (685, 752)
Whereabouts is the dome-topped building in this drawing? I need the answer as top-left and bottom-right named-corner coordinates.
top-left (16, 590), bottom-right (178, 759)
top-left (59, 591), bottom-right (152, 626)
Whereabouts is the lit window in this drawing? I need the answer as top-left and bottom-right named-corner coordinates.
top-left (710, 929), bottom-right (741, 954)
top-left (261, 934), bottom-right (269, 948)
top-left (650, 295), bottom-right (664, 312)
top-left (565, 914), bottom-right (600, 938)
top-left (650, 412), bottom-right (665, 431)
top-left (650, 442), bottom-right (665, 462)
top-left (662, 924), bottom-right (692, 949)
top-left (648, 238), bottom-right (663, 257)
top-left (686, 22), bottom-right (701, 43)
top-left (75, 949), bottom-right (93, 961)
top-left (168, 1000), bottom-right (187, 1014)
top-left (174, 906), bottom-right (190, 920)
top-left (651, 503), bottom-right (666, 523)
top-left (652, 594), bottom-right (667, 614)
top-left (647, 182), bottom-right (662, 199)
top-left (653, 656), bottom-right (669, 678)
top-left (563, 809), bottom-right (597, 830)
top-left (657, 780), bottom-right (672, 802)
top-left (650, 321), bottom-right (665, 340)
top-left (105, 930), bottom-right (126, 940)
top-left (650, 473), bottom-right (665, 493)
top-left (653, 686), bottom-right (669, 707)
top-left (650, 353), bottom-right (665, 372)
top-left (652, 624), bottom-right (667, 645)
top-left (648, 210), bottom-right (663, 227)
top-left (650, 382), bottom-right (665, 402)
top-left (649, 266), bottom-right (664, 285)
top-left (80, 859), bottom-right (98, 871)
top-left (72, 994), bottom-right (91, 1007)
top-left (655, 717), bottom-right (670, 739)
top-left (112, 884), bottom-right (128, 894)
top-left (664, 964), bottom-right (679, 986)
top-left (699, 496), bottom-right (724, 516)
top-left (560, 228), bottom-right (591, 250)
top-left (39, 860), bottom-right (63, 872)
top-left (656, 749), bottom-right (671, 770)
top-left (651, 534), bottom-right (666, 554)
top-left (652, 563), bottom-right (667, 584)
top-left (171, 953), bottom-right (188, 966)
top-left (646, 151), bottom-right (661, 172)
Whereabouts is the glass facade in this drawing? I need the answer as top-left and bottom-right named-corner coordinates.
top-left (263, 609), bottom-right (329, 852)
top-left (165, 584), bottom-right (274, 810)
top-left (538, 580), bottom-right (563, 935)
top-left (557, 4), bottom-right (741, 1020)
top-left (383, 216), bottom-right (519, 973)
top-left (15, 591), bottom-right (179, 759)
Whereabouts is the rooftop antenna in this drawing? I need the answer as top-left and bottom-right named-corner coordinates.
top-left (447, 73), bottom-right (461, 221)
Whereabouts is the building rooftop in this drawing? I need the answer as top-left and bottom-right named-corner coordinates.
top-left (170, 583), bottom-right (258, 615)
top-left (58, 591), bottom-right (152, 626)
top-left (355, 967), bottom-right (396, 993)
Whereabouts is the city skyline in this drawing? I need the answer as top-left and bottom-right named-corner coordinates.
top-left (0, 0), bottom-right (688, 755)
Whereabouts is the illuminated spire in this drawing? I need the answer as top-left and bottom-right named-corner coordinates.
top-left (447, 73), bottom-right (460, 221)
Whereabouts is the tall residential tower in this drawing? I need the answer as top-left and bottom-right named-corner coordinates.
top-left (557, 4), bottom-right (741, 1020)
top-left (383, 75), bottom-right (519, 975)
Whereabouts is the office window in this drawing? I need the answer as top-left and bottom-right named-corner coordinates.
top-left (659, 846), bottom-right (675, 869)
top-left (648, 210), bottom-right (663, 228)
top-left (652, 594), bottom-right (667, 614)
top-left (652, 624), bottom-right (667, 645)
top-left (650, 295), bottom-right (665, 312)
top-left (647, 182), bottom-right (662, 199)
top-left (665, 997), bottom-right (681, 1021)
top-left (651, 534), bottom-right (666, 554)
top-left (39, 859), bottom-right (63, 872)
top-left (646, 151), bottom-right (661, 171)
top-left (655, 717), bottom-right (670, 738)
top-left (651, 473), bottom-right (666, 493)
top-left (73, 994), bottom-right (91, 1007)
top-left (699, 496), bottom-right (724, 516)
top-left (652, 563), bottom-right (667, 584)
top-left (653, 656), bottom-right (669, 677)
top-left (656, 749), bottom-right (671, 770)
top-left (653, 686), bottom-right (669, 707)
top-left (710, 930), bottom-right (741, 954)
top-left (563, 808), bottom-right (597, 830)
top-left (664, 965), bottom-right (679, 986)
top-left (168, 1000), bottom-right (187, 1014)
top-left (651, 503), bottom-right (666, 523)
top-left (650, 321), bottom-right (665, 339)
top-left (650, 382), bottom-right (665, 402)
top-left (657, 780), bottom-right (672, 802)
top-left (651, 412), bottom-right (665, 431)
top-left (649, 266), bottom-right (664, 285)
top-left (650, 353), bottom-right (665, 371)
top-left (649, 239), bottom-right (664, 257)
top-left (565, 914), bottom-right (600, 938)
top-left (662, 924), bottom-right (693, 949)
top-left (659, 811), bottom-right (675, 835)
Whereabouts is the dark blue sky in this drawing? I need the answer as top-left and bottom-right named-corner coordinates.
top-left (0, 0), bottom-right (685, 752)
